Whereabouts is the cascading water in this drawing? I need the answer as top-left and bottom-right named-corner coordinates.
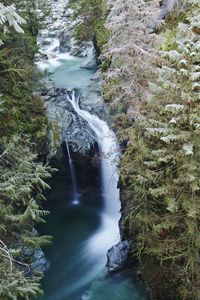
top-left (36, 1), bottom-right (147, 298)
top-left (65, 140), bottom-right (79, 205)
top-left (67, 91), bottom-right (121, 256)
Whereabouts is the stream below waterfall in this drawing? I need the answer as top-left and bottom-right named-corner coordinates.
top-left (36, 4), bottom-right (148, 299)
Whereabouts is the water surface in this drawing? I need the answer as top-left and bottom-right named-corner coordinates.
top-left (37, 29), bottom-right (147, 300)
top-left (38, 171), bottom-right (147, 300)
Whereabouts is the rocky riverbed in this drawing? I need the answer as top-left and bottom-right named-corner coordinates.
top-left (35, 0), bottom-right (105, 158)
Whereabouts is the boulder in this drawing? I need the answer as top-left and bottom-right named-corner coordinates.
top-left (72, 41), bottom-right (96, 59)
top-left (59, 29), bottom-right (74, 52)
top-left (41, 37), bottom-right (53, 45)
top-left (15, 229), bottom-right (49, 274)
top-left (35, 52), bottom-right (48, 62)
top-left (106, 240), bottom-right (131, 273)
top-left (80, 47), bottom-right (97, 70)
top-left (31, 249), bottom-right (49, 272)
top-left (40, 88), bottom-right (97, 157)
top-left (59, 28), bottom-right (96, 60)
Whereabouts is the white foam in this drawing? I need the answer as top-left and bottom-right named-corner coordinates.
top-left (85, 214), bottom-right (120, 259)
top-left (68, 92), bottom-right (121, 267)
top-left (36, 37), bottom-right (76, 71)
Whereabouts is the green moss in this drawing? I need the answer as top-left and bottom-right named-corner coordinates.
top-left (94, 18), bottom-right (110, 51)
top-left (158, 28), bottom-right (178, 51)
top-left (101, 56), bottom-right (111, 72)
top-left (157, 7), bottom-right (191, 51)
top-left (51, 122), bottom-right (61, 147)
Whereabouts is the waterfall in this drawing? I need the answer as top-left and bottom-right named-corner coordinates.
top-left (67, 91), bottom-right (121, 255)
top-left (65, 140), bottom-right (79, 205)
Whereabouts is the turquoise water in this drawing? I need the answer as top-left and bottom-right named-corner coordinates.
top-left (38, 171), bottom-right (147, 300)
top-left (37, 48), bottom-right (96, 90)
top-left (37, 44), bottom-right (147, 299)
top-left (52, 58), bottom-right (96, 89)
top-left (84, 270), bottom-right (147, 300)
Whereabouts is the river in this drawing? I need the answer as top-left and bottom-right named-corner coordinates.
top-left (36, 2), bottom-right (148, 299)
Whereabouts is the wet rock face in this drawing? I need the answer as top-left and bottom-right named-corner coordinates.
top-left (59, 28), bottom-right (74, 53)
top-left (35, 71), bottom-right (104, 158)
top-left (80, 47), bottom-right (97, 70)
top-left (36, 86), bottom-right (101, 157)
top-left (106, 241), bottom-right (131, 273)
top-left (59, 27), bottom-right (96, 63)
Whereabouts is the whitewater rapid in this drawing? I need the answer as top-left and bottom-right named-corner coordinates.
top-left (67, 91), bottom-right (121, 259)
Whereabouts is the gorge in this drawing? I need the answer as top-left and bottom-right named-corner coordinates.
top-left (1, 0), bottom-right (199, 299)
top-left (35, 0), bottom-right (147, 299)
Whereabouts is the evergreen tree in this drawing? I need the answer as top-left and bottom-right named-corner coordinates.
top-left (120, 1), bottom-right (200, 298)
top-left (0, 1), bottom-right (53, 298)
top-left (67, 0), bottom-right (109, 52)
top-left (0, 1), bottom-right (26, 45)
top-left (102, 0), bottom-right (160, 117)
top-left (0, 136), bottom-right (52, 299)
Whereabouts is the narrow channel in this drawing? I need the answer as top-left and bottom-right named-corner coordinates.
top-left (36, 2), bottom-right (148, 299)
